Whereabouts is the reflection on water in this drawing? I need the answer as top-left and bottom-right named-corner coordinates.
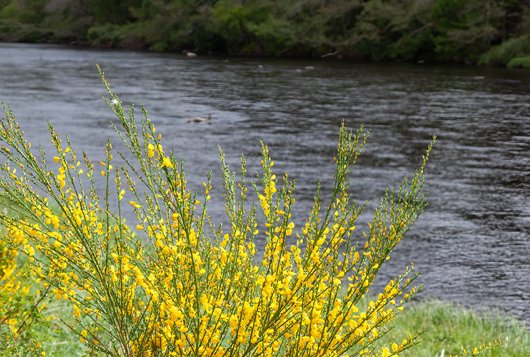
top-left (1, 43), bottom-right (529, 323)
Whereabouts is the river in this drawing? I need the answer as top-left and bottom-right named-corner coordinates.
top-left (1, 43), bottom-right (529, 323)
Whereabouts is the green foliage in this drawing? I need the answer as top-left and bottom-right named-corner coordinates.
top-left (208, 0), bottom-right (293, 55)
top-left (507, 56), bottom-right (530, 69)
top-left (0, 0), bottom-right (45, 24)
top-left (0, 0), bottom-right (85, 42)
top-left (479, 35), bottom-right (530, 66)
top-left (0, 0), bottom-right (49, 42)
top-left (430, 0), bottom-right (505, 63)
top-left (351, 0), bottom-right (428, 61)
top-left (90, 0), bottom-right (143, 25)
top-left (86, 24), bottom-right (122, 46)
top-left (0, 18), bottom-right (49, 42)
top-left (87, 23), bottom-right (146, 49)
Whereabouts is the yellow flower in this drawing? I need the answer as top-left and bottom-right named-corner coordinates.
top-left (380, 346), bottom-right (394, 357)
top-left (129, 201), bottom-right (142, 209)
top-left (161, 156), bottom-right (173, 169)
top-left (391, 342), bottom-right (399, 352)
top-left (147, 143), bottom-right (155, 158)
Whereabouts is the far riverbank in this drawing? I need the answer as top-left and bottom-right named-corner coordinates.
top-left (1, 0), bottom-right (530, 68)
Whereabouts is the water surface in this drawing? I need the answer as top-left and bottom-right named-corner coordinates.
top-left (1, 43), bottom-right (529, 323)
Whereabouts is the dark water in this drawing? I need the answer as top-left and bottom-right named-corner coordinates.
top-left (1, 43), bottom-right (529, 324)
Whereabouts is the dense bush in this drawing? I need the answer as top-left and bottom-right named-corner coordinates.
top-left (0, 68), bottom-right (441, 356)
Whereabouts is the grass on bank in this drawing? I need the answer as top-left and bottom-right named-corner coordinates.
top-left (393, 301), bottom-right (529, 357)
top-left (31, 299), bottom-right (86, 356)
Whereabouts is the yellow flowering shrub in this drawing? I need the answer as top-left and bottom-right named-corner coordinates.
top-left (0, 67), bottom-right (440, 356)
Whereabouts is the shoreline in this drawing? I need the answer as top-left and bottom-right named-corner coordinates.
top-left (2, 40), bottom-right (529, 72)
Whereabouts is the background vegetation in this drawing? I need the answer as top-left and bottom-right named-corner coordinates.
top-left (0, 0), bottom-right (530, 66)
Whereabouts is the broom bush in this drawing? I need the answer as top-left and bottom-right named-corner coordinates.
top-left (0, 67), bottom-right (498, 356)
